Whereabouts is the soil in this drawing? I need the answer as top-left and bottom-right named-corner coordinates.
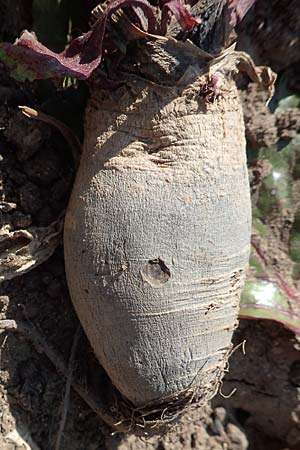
top-left (239, 83), bottom-right (277, 150)
top-left (236, 0), bottom-right (300, 72)
top-left (1, 2), bottom-right (300, 450)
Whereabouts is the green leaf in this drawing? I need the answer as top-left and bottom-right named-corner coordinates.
top-left (243, 131), bottom-right (300, 334)
top-left (240, 280), bottom-right (300, 334)
top-left (275, 95), bottom-right (300, 114)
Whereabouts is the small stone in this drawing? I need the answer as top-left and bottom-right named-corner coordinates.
top-left (214, 407), bottom-right (227, 423)
top-left (226, 423), bottom-right (249, 450)
top-left (0, 201), bottom-right (17, 213)
top-left (0, 296), bottom-right (10, 315)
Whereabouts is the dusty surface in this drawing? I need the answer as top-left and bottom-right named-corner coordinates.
top-left (239, 83), bottom-right (277, 150)
top-left (1, 2), bottom-right (300, 450)
top-left (214, 321), bottom-right (300, 448)
top-left (65, 70), bottom-right (250, 409)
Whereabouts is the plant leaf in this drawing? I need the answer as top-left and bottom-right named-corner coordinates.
top-left (0, 30), bottom-right (102, 81)
top-left (228, 0), bottom-right (256, 27)
top-left (240, 279), bottom-right (300, 334)
top-left (0, 0), bottom-right (158, 81)
top-left (240, 134), bottom-right (300, 334)
top-left (160, 0), bottom-right (199, 35)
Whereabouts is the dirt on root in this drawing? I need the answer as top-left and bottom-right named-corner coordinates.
top-left (0, 70), bottom-right (255, 449)
top-left (0, 32), bottom-right (249, 450)
top-left (0, 80), bottom-right (299, 450)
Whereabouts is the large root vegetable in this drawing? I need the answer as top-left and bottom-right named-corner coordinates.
top-left (64, 40), bottom-right (252, 428)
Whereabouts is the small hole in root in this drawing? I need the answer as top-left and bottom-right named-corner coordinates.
top-left (140, 258), bottom-right (171, 287)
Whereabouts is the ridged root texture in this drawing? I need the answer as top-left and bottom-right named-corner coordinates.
top-left (64, 48), bottom-right (251, 420)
